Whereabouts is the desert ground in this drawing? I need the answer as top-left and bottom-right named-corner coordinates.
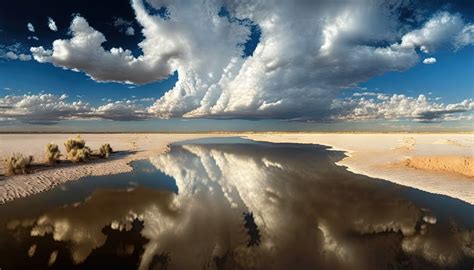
top-left (0, 133), bottom-right (473, 204)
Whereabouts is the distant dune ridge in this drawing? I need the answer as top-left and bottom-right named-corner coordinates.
top-left (0, 133), bottom-right (473, 204)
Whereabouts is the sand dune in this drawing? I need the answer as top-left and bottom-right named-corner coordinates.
top-left (0, 133), bottom-right (473, 204)
top-left (402, 156), bottom-right (473, 178)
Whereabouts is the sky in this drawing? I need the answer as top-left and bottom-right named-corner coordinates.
top-left (0, 0), bottom-right (473, 132)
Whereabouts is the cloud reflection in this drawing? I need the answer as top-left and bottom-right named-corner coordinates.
top-left (8, 141), bottom-right (474, 269)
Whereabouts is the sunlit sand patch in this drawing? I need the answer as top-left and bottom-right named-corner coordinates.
top-left (401, 156), bottom-right (474, 178)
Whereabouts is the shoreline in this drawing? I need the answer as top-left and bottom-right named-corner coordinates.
top-left (0, 133), bottom-right (473, 205)
top-left (0, 134), bottom-right (227, 204)
top-left (244, 133), bottom-right (474, 205)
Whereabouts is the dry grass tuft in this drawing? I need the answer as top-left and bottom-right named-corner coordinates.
top-left (64, 136), bottom-right (91, 163)
top-left (4, 153), bottom-right (33, 176)
top-left (45, 143), bottom-right (61, 165)
top-left (99, 144), bottom-right (113, 158)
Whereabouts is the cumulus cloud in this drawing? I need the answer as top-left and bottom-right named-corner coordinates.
top-left (0, 42), bottom-right (33, 61)
top-left (0, 94), bottom-right (89, 124)
top-left (48, 17), bottom-right (58, 31)
top-left (28, 36), bottom-right (39, 41)
top-left (422, 57), bottom-right (437, 64)
top-left (31, 15), bottom-right (174, 84)
top-left (331, 93), bottom-right (474, 122)
top-left (400, 12), bottom-right (469, 53)
top-left (1, 51), bottom-right (31, 61)
top-left (88, 100), bottom-right (151, 120)
top-left (0, 93), bottom-right (153, 124)
top-left (27, 22), bottom-right (35, 32)
top-left (30, 1), bottom-right (474, 120)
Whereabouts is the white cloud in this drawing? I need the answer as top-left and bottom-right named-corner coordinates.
top-left (422, 57), bottom-right (437, 64)
top-left (454, 24), bottom-right (474, 49)
top-left (48, 17), bottom-right (58, 31)
top-left (113, 17), bottom-right (135, 36)
top-left (352, 92), bottom-right (379, 97)
top-left (400, 12), bottom-right (467, 53)
top-left (0, 42), bottom-right (32, 61)
top-left (331, 94), bottom-right (474, 122)
top-left (89, 100), bottom-right (150, 120)
top-left (0, 94), bottom-right (89, 124)
top-left (1, 51), bottom-right (31, 61)
top-left (125, 26), bottom-right (135, 36)
top-left (30, 1), bottom-right (474, 120)
top-left (18, 54), bottom-right (32, 61)
top-left (27, 22), bottom-right (35, 32)
top-left (113, 17), bottom-right (132, 27)
top-left (0, 93), bottom-right (153, 124)
top-left (31, 15), bottom-right (174, 84)
top-left (28, 36), bottom-right (39, 41)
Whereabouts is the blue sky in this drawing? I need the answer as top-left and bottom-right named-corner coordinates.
top-left (0, 0), bottom-right (473, 131)
top-left (359, 48), bottom-right (474, 103)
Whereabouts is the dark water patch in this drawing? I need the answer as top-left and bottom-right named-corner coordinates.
top-left (243, 212), bottom-right (261, 247)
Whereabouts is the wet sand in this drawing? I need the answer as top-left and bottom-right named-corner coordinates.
top-left (0, 133), bottom-right (473, 204)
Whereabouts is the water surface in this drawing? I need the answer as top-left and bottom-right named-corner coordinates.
top-left (0, 137), bottom-right (473, 270)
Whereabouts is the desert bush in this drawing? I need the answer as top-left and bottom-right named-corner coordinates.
top-left (64, 136), bottom-right (90, 163)
top-left (99, 144), bottom-right (113, 158)
top-left (64, 136), bottom-right (86, 153)
top-left (4, 153), bottom-right (33, 176)
top-left (45, 143), bottom-right (61, 164)
top-left (67, 147), bottom-right (91, 163)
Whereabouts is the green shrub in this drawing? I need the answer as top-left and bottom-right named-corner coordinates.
top-left (99, 144), bottom-right (113, 158)
top-left (5, 153), bottom-right (33, 176)
top-left (64, 136), bottom-right (90, 163)
top-left (45, 143), bottom-right (61, 164)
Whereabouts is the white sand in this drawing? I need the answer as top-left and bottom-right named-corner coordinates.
top-left (0, 134), bottom-right (226, 203)
top-left (0, 133), bottom-right (473, 204)
top-left (245, 133), bottom-right (474, 204)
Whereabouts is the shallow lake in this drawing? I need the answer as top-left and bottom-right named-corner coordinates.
top-left (0, 137), bottom-right (473, 270)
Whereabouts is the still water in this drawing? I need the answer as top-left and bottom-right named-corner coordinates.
top-left (0, 137), bottom-right (473, 270)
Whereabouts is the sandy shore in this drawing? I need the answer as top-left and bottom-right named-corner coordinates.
top-left (0, 134), bottom-right (227, 203)
top-left (0, 133), bottom-right (473, 204)
top-left (245, 133), bottom-right (474, 204)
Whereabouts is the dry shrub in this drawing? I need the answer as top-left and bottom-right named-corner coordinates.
top-left (45, 143), bottom-right (61, 165)
top-left (64, 136), bottom-right (91, 163)
top-left (99, 144), bottom-right (113, 158)
top-left (4, 153), bottom-right (33, 176)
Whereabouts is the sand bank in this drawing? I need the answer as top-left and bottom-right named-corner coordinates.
top-left (1, 133), bottom-right (473, 205)
top-left (244, 133), bottom-right (474, 204)
top-left (0, 134), bottom-right (226, 203)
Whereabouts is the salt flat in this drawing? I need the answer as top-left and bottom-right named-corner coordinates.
top-left (0, 133), bottom-right (472, 204)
